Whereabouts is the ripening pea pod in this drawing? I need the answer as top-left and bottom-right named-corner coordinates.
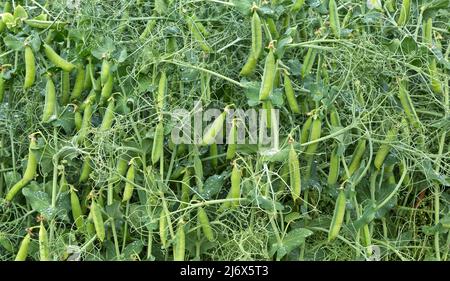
top-left (328, 188), bottom-right (346, 242)
top-left (0, 71), bottom-right (5, 103)
top-left (327, 146), bottom-right (340, 186)
top-left (5, 136), bottom-right (38, 201)
top-left (398, 78), bottom-right (421, 129)
top-left (262, 100), bottom-right (272, 129)
top-left (122, 161), bottom-right (136, 202)
top-left (140, 17), bottom-right (157, 40)
top-left (70, 187), bottom-right (84, 230)
top-left (291, 0), bottom-right (305, 12)
top-left (197, 207), bottom-right (214, 242)
top-left (266, 18), bottom-right (279, 40)
top-left (42, 74), bottom-right (57, 123)
top-left (283, 72), bottom-right (300, 114)
top-left (397, 0), bottom-right (411, 27)
top-left (240, 53), bottom-right (258, 77)
top-left (61, 71), bottom-right (70, 105)
top-left (329, 106), bottom-right (341, 127)
top-left (70, 64), bottom-right (85, 101)
top-left (193, 146), bottom-right (204, 192)
top-left (76, 100), bottom-right (93, 144)
top-left (429, 59), bottom-right (443, 95)
top-left (288, 142), bottom-right (301, 202)
top-left (79, 156), bottom-right (92, 183)
top-left (384, 164), bottom-right (396, 185)
top-left (210, 143), bottom-right (218, 168)
top-left (39, 221), bottom-right (49, 261)
top-left (43, 43), bottom-right (75, 72)
top-left (342, 138), bottom-right (366, 181)
top-left (229, 163), bottom-right (241, 208)
top-left (23, 45), bottom-right (36, 90)
top-left (187, 16), bottom-right (212, 53)
top-left (191, 14), bottom-right (208, 36)
top-left (159, 210), bottom-right (168, 249)
top-left (202, 108), bottom-right (227, 145)
top-left (173, 222), bottom-right (186, 261)
top-left (304, 118), bottom-right (322, 157)
top-left (300, 116), bottom-right (313, 145)
top-left (83, 58), bottom-right (94, 91)
top-left (251, 10), bottom-right (263, 59)
top-left (157, 72), bottom-right (167, 113)
top-left (374, 127), bottom-right (398, 170)
top-left (74, 109), bottom-right (82, 132)
top-left (226, 119), bottom-right (237, 160)
top-left (422, 17), bottom-right (433, 45)
top-left (100, 73), bottom-right (114, 105)
top-left (328, 0), bottom-right (340, 38)
top-left (151, 121), bottom-right (164, 164)
top-left (100, 58), bottom-right (111, 86)
top-left (99, 97), bottom-right (115, 132)
top-left (180, 168), bottom-right (191, 209)
top-left (301, 48), bottom-right (317, 78)
top-left (385, 0), bottom-right (396, 12)
top-left (14, 233), bottom-right (31, 261)
top-left (90, 200), bottom-right (105, 242)
top-left (259, 47), bottom-right (277, 101)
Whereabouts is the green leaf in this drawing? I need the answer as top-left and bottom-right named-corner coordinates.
top-left (273, 228), bottom-right (313, 260)
top-left (270, 88), bottom-right (284, 106)
top-left (231, 0), bottom-right (253, 16)
top-left (122, 240), bottom-right (144, 260)
top-left (255, 195), bottom-right (284, 211)
top-left (13, 5), bottom-right (28, 20)
top-left (199, 172), bottom-right (227, 199)
top-left (3, 34), bottom-right (24, 51)
top-left (22, 185), bottom-right (57, 219)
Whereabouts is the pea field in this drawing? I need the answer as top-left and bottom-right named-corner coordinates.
top-left (0, 0), bottom-right (449, 262)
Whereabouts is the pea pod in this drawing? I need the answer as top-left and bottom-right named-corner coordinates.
top-left (61, 71), bottom-right (70, 105)
top-left (430, 59), bottom-right (443, 95)
top-left (328, 189), bottom-right (346, 242)
top-left (288, 142), bottom-right (301, 201)
top-left (202, 109), bottom-right (226, 145)
top-left (14, 233), bottom-right (31, 261)
top-left (159, 210), bottom-right (168, 249)
top-left (193, 147), bottom-right (204, 192)
top-left (226, 119), bottom-right (237, 160)
top-left (151, 121), bottom-right (164, 164)
top-left (83, 59), bottom-right (94, 91)
top-left (76, 100), bottom-right (93, 144)
top-left (74, 110), bottom-right (82, 132)
top-left (157, 72), bottom-right (167, 112)
top-left (25, 19), bottom-right (66, 29)
top-left (39, 221), bottom-right (49, 261)
top-left (259, 48), bottom-right (276, 101)
top-left (300, 116), bottom-right (313, 144)
top-left (304, 118), bottom-right (322, 156)
top-left (187, 17), bottom-right (211, 53)
top-left (122, 161), bottom-right (136, 202)
top-left (70, 188), bottom-right (84, 230)
top-left (180, 168), bottom-right (191, 209)
top-left (229, 163), bottom-right (241, 208)
top-left (240, 54), bottom-right (257, 77)
top-left (397, 0), bottom-right (410, 26)
top-left (374, 127), bottom-right (397, 170)
top-left (398, 78), bottom-right (420, 129)
top-left (43, 43), bottom-right (75, 72)
top-left (100, 74), bottom-right (114, 105)
top-left (79, 156), bottom-right (92, 183)
top-left (329, 107), bottom-right (341, 127)
top-left (6, 136), bottom-right (38, 201)
top-left (328, 0), bottom-right (340, 38)
top-left (24, 45), bottom-right (36, 90)
top-left (174, 223), bottom-right (186, 261)
top-left (301, 48), bottom-right (317, 78)
top-left (210, 143), bottom-right (218, 168)
top-left (342, 139), bottom-right (366, 180)
top-left (197, 207), bottom-right (214, 241)
top-left (90, 201), bottom-right (105, 242)
top-left (71, 64), bottom-right (85, 101)
top-left (327, 146), bottom-right (340, 186)
top-left (291, 0), bottom-right (305, 12)
top-left (283, 73), bottom-right (300, 114)
top-left (0, 71), bottom-right (5, 103)
top-left (423, 17), bottom-right (432, 45)
top-left (42, 75), bottom-right (57, 123)
top-left (100, 97), bottom-right (115, 132)
top-left (251, 11), bottom-right (262, 59)
top-left (266, 18), bottom-right (279, 39)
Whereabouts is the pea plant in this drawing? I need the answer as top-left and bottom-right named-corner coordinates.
top-left (0, 0), bottom-right (449, 261)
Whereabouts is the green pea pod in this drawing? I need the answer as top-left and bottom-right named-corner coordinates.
top-left (266, 18), bottom-right (279, 39)
top-left (70, 188), bottom-right (84, 230)
top-left (283, 73), bottom-right (300, 114)
top-left (43, 43), bottom-right (75, 72)
top-left (122, 162), bottom-right (136, 202)
top-left (202, 110), bottom-right (226, 145)
top-left (259, 48), bottom-right (276, 101)
top-left (24, 46), bottom-right (36, 90)
top-left (305, 118), bottom-right (322, 156)
top-left (193, 148), bottom-right (204, 192)
top-left (229, 164), bottom-right (241, 208)
top-left (397, 0), bottom-right (410, 26)
top-left (174, 223), bottom-right (186, 261)
top-left (342, 139), bottom-right (366, 180)
top-left (100, 74), bottom-right (114, 105)
top-left (329, 0), bottom-right (340, 38)
top-left (39, 221), bottom-right (49, 261)
top-left (157, 72), bottom-right (167, 112)
top-left (289, 143), bottom-right (301, 201)
top-left (423, 17), bottom-right (432, 45)
top-left (15, 233), bottom-right (31, 261)
top-left (374, 127), bottom-right (397, 170)
top-left (210, 143), bottom-right (218, 168)
top-left (327, 146), bottom-right (340, 186)
top-left (6, 137), bottom-right (38, 201)
top-left (300, 116), bottom-right (313, 144)
top-left (159, 210), bottom-right (168, 249)
top-left (291, 0), bottom-right (305, 12)
top-left (180, 168), bottom-right (191, 209)
top-left (100, 59), bottom-right (111, 86)
top-left (198, 207), bottom-right (214, 241)
top-left (79, 156), bottom-right (92, 183)
top-left (240, 53), bottom-right (257, 77)
top-left (430, 59), bottom-right (443, 95)
top-left (61, 71), bottom-right (70, 105)
top-left (25, 19), bottom-right (66, 30)
top-left (76, 100), bottom-right (93, 144)
top-left (187, 17), bottom-right (211, 53)
top-left (328, 189), bottom-right (346, 242)
top-left (0, 72), bottom-right (5, 103)
top-left (398, 78), bottom-right (420, 129)
top-left (152, 122), bottom-right (164, 164)
top-left (90, 201), bottom-right (105, 242)
top-left (74, 110), bottom-right (82, 132)
top-left (329, 107), bottom-right (341, 127)
top-left (226, 119), bottom-right (237, 160)
top-left (42, 75), bottom-right (57, 123)
top-left (251, 11), bottom-right (262, 59)
top-left (100, 97), bottom-right (115, 132)
top-left (301, 48), bottom-right (317, 78)
top-left (83, 59), bottom-right (94, 91)
top-left (71, 64), bottom-right (85, 101)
